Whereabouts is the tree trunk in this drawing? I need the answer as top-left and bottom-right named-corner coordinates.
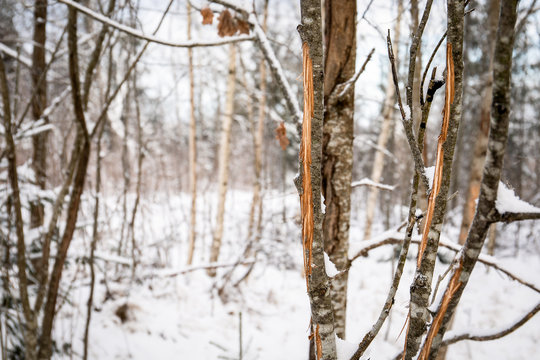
top-left (404, 1), bottom-right (465, 358)
top-left (38, 6), bottom-right (91, 357)
top-left (321, 0), bottom-right (356, 340)
top-left (207, 44), bottom-right (237, 277)
top-left (363, 0), bottom-right (402, 241)
top-left (297, 0), bottom-right (337, 357)
top-left (30, 0), bottom-right (48, 228)
top-left (0, 52), bottom-right (38, 360)
top-left (458, 0), bottom-right (500, 245)
top-left (247, 0), bottom-right (268, 247)
top-left (186, 0), bottom-right (198, 265)
top-left (425, 2), bottom-right (519, 357)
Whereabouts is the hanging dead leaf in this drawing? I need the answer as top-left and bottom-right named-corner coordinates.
top-left (236, 19), bottom-right (250, 35)
top-left (217, 10), bottom-right (237, 37)
top-left (275, 122), bottom-right (289, 150)
top-left (200, 7), bottom-right (214, 25)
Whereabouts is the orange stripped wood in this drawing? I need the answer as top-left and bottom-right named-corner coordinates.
top-left (300, 42), bottom-right (315, 287)
top-left (417, 260), bottom-right (463, 360)
top-left (417, 43), bottom-right (455, 267)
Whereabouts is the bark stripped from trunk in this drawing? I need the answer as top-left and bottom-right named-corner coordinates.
top-left (297, 0), bottom-right (337, 357)
top-left (416, 44), bottom-right (454, 267)
top-left (426, 1), bottom-right (519, 358)
top-left (322, 0), bottom-right (356, 339)
top-left (403, 1), bottom-right (464, 357)
top-left (208, 44), bottom-right (236, 276)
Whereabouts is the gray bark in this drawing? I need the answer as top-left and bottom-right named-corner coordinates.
top-left (427, 1), bottom-right (519, 358)
top-left (296, 0), bottom-right (337, 357)
top-left (404, 1), bottom-right (465, 359)
top-left (322, 0), bottom-right (356, 340)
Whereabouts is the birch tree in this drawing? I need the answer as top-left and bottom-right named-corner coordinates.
top-left (208, 44), bottom-right (237, 276)
top-left (186, 0), bottom-right (198, 265)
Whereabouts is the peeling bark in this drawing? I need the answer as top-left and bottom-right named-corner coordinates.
top-left (426, 1), bottom-right (519, 358)
top-left (296, 0), bottom-right (337, 357)
top-left (403, 2), bottom-right (465, 358)
top-left (322, 0), bottom-right (356, 339)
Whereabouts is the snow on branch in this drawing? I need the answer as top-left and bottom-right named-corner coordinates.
top-left (58, 0), bottom-right (255, 48)
top-left (209, 0), bottom-right (302, 127)
top-left (441, 301), bottom-right (540, 347)
top-left (495, 182), bottom-right (540, 223)
top-left (0, 42), bottom-right (31, 67)
top-left (348, 231), bottom-right (540, 294)
top-left (351, 178), bottom-right (395, 191)
top-left (250, 14), bottom-right (302, 126)
top-left (150, 259), bottom-right (256, 277)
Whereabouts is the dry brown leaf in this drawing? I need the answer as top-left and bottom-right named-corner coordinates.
top-left (275, 122), bottom-right (289, 150)
top-left (200, 7), bottom-right (213, 25)
top-left (217, 10), bottom-right (237, 37)
top-left (236, 19), bottom-right (250, 35)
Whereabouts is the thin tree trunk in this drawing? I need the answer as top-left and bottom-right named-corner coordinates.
top-left (83, 122), bottom-right (104, 360)
top-left (321, 0), bottom-right (356, 340)
top-left (128, 76), bottom-right (143, 279)
top-left (363, 0), bottom-right (402, 241)
top-left (438, 3), bottom-right (501, 359)
top-left (247, 0), bottom-right (268, 246)
top-left (0, 53), bottom-right (38, 360)
top-left (207, 44), bottom-right (237, 277)
top-left (403, 1), bottom-right (465, 358)
top-left (186, 0), bottom-right (198, 265)
top-left (30, 0), bottom-right (48, 228)
top-left (297, 0), bottom-right (337, 357)
top-left (458, 0), bottom-right (500, 245)
top-left (38, 6), bottom-right (91, 357)
top-left (426, 2), bottom-right (519, 358)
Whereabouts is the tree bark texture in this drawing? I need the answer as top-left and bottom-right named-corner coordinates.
top-left (322, 0), bottom-right (356, 340)
top-left (208, 44), bottom-right (236, 276)
top-left (296, 0), bottom-right (337, 357)
top-left (404, 2), bottom-right (465, 359)
top-left (458, 0), bottom-right (500, 245)
top-left (426, 1), bottom-right (519, 358)
top-left (363, 0), bottom-right (402, 241)
top-left (30, 0), bottom-right (48, 228)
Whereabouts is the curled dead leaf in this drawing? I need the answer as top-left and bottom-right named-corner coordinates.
top-left (275, 122), bottom-right (289, 150)
top-left (218, 10), bottom-right (237, 37)
top-left (236, 19), bottom-right (250, 35)
top-left (200, 7), bottom-right (213, 25)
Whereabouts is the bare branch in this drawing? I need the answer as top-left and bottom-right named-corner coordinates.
top-left (441, 302), bottom-right (540, 346)
top-left (337, 48), bottom-right (375, 98)
top-left (387, 31), bottom-right (430, 192)
top-left (351, 178), bottom-right (395, 191)
top-left (57, 0), bottom-right (255, 48)
top-left (497, 211), bottom-right (540, 223)
top-left (348, 236), bottom-right (540, 294)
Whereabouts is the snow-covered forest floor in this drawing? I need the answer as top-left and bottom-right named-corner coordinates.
top-left (50, 189), bottom-right (540, 360)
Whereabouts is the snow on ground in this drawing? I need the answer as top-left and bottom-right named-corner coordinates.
top-left (52, 189), bottom-right (540, 359)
